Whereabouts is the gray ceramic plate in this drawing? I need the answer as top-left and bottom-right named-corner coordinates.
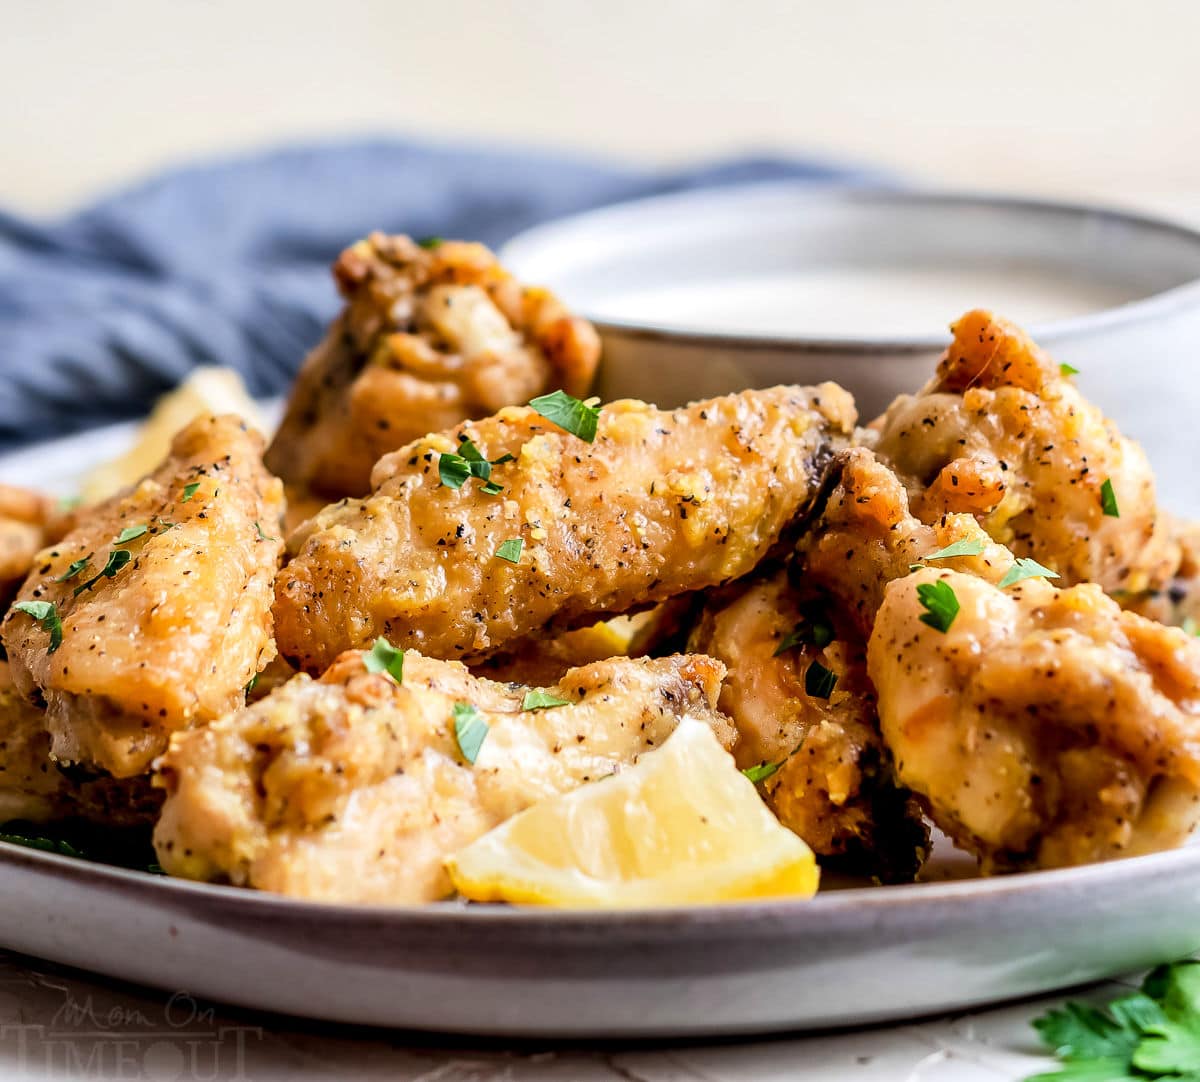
top-left (0, 419), bottom-right (1197, 1038)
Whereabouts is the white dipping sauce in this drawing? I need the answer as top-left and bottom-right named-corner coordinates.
top-left (587, 267), bottom-right (1137, 338)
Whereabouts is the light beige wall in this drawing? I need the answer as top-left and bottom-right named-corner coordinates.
top-left (2, 0), bottom-right (1198, 215)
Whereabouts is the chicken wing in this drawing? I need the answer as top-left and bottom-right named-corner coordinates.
top-left (275, 384), bottom-right (856, 674)
top-left (870, 567), bottom-right (1200, 871)
top-left (265, 233), bottom-right (601, 500)
top-left (153, 651), bottom-right (733, 903)
top-left (2, 415), bottom-right (285, 778)
top-left (0, 484), bottom-right (70, 609)
top-left (872, 309), bottom-right (1177, 595)
top-left (688, 571), bottom-right (928, 882)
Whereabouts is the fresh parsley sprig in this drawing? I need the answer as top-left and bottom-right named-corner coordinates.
top-left (439, 436), bottom-right (513, 496)
top-left (529, 390), bottom-right (601, 443)
top-left (73, 549), bottom-right (132, 597)
top-left (742, 760), bottom-right (783, 785)
top-left (917, 579), bottom-right (960, 633)
top-left (11, 601), bottom-right (63, 654)
top-left (363, 637), bottom-right (405, 683)
top-left (999, 557), bottom-right (1060, 589)
top-left (452, 702), bottom-right (489, 764)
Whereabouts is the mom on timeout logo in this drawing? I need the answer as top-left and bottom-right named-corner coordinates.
top-left (0, 978), bottom-right (262, 1081)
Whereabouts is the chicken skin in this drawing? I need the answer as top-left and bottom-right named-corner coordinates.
top-left (870, 568), bottom-right (1200, 871)
top-left (0, 484), bottom-right (71, 610)
top-left (873, 309), bottom-right (1177, 596)
top-left (688, 571), bottom-right (928, 882)
top-left (275, 384), bottom-right (855, 674)
top-left (2, 415), bottom-right (285, 778)
top-left (265, 233), bottom-right (601, 501)
top-left (154, 651), bottom-right (734, 903)
top-left (0, 660), bottom-right (159, 827)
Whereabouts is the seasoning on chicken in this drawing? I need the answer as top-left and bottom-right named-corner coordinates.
top-left (153, 650), bottom-right (734, 903)
top-left (275, 384), bottom-right (856, 674)
top-left (265, 233), bottom-right (602, 501)
top-left (869, 566), bottom-right (1200, 871)
top-left (688, 571), bottom-right (928, 882)
top-left (2, 415), bottom-right (285, 778)
top-left (872, 309), bottom-right (1178, 595)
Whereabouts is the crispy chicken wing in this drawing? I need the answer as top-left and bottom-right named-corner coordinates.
top-left (275, 384), bottom-right (855, 674)
top-left (0, 661), bottom-right (159, 827)
top-left (2, 415), bottom-right (285, 777)
top-left (154, 651), bottom-right (733, 903)
top-left (266, 233), bottom-right (601, 500)
top-left (872, 310), bottom-right (1177, 595)
top-left (688, 571), bottom-right (928, 881)
top-left (870, 567), bottom-right (1200, 871)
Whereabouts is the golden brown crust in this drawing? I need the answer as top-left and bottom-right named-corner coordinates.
top-left (2, 415), bottom-right (285, 777)
top-left (265, 234), bottom-right (602, 500)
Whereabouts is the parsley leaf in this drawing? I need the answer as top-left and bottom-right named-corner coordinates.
top-left (529, 390), bottom-right (600, 443)
top-left (1134, 962), bottom-right (1200, 1075)
top-left (363, 637), bottom-right (405, 683)
top-left (773, 603), bottom-right (835, 656)
top-left (181, 482), bottom-right (201, 502)
top-left (522, 689), bottom-right (570, 710)
top-left (805, 660), bottom-right (838, 700)
top-left (244, 674), bottom-right (259, 695)
top-left (1101, 479), bottom-right (1120, 518)
top-left (439, 437), bottom-right (512, 495)
top-left (11, 601), bottom-right (63, 654)
top-left (0, 831), bottom-right (84, 859)
top-left (254, 521), bottom-right (277, 541)
top-left (113, 524), bottom-right (148, 546)
top-left (438, 452), bottom-right (472, 489)
top-left (999, 557), bottom-right (1060, 589)
top-left (495, 539), bottom-right (523, 564)
top-left (742, 760), bottom-right (783, 784)
top-left (1060, 362), bottom-right (1080, 376)
top-left (452, 702), bottom-right (489, 764)
top-left (417, 235), bottom-right (443, 249)
top-left (916, 580), bottom-right (959, 633)
top-left (922, 538), bottom-right (986, 562)
top-left (55, 556), bottom-right (91, 583)
top-left (73, 549), bottom-right (131, 596)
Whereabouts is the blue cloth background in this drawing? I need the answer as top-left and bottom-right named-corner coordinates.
top-left (0, 137), bottom-right (864, 449)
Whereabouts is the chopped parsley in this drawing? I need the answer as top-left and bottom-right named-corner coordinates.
top-left (1101, 478), bottom-right (1121, 518)
top-left (11, 601), bottom-right (63, 654)
top-left (73, 549), bottom-right (131, 597)
top-left (417, 236), bottom-right (443, 249)
top-left (113, 524), bottom-right (148, 546)
top-left (181, 482), bottom-right (201, 502)
top-left (522, 689), bottom-right (570, 710)
top-left (452, 702), bottom-right (489, 764)
top-left (495, 538), bottom-right (523, 564)
top-left (773, 603), bottom-right (835, 656)
top-left (363, 637), bottom-right (405, 683)
top-left (439, 437), bottom-right (512, 495)
top-left (1059, 362), bottom-right (1080, 377)
top-left (529, 390), bottom-right (600, 443)
top-left (254, 521), bottom-right (277, 541)
top-left (0, 831), bottom-right (83, 858)
top-left (742, 760), bottom-right (783, 785)
top-left (244, 674), bottom-right (259, 695)
top-left (55, 556), bottom-right (91, 583)
top-left (805, 660), bottom-right (838, 700)
top-left (998, 557), bottom-right (1060, 589)
top-left (916, 579), bottom-right (959, 633)
top-left (922, 538), bottom-right (986, 562)
top-left (1030, 960), bottom-right (1200, 1081)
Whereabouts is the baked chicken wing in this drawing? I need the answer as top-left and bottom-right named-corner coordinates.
top-left (154, 651), bottom-right (733, 903)
top-left (275, 384), bottom-right (855, 674)
top-left (2, 415), bottom-right (285, 778)
top-left (265, 233), bottom-right (601, 500)
top-left (0, 484), bottom-right (71, 609)
top-left (870, 567), bottom-right (1200, 871)
top-left (872, 309), bottom-right (1177, 595)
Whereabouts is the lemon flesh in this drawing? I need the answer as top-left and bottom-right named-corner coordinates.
top-left (446, 718), bottom-right (820, 908)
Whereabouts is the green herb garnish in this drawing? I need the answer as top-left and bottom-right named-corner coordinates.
top-left (452, 702), bottom-right (489, 764)
top-left (113, 524), bottom-right (148, 546)
top-left (998, 557), bottom-right (1060, 589)
top-left (363, 637), bottom-right (405, 683)
top-left (1101, 478), bottom-right (1121, 518)
top-left (522, 690), bottom-right (570, 711)
top-left (742, 761), bottom-right (783, 785)
top-left (1059, 362), bottom-right (1080, 377)
top-left (439, 437), bottom-right (512, 495)
top-left (0, 831), bottom-right (83, 858)
top-left (916, 580), bottom-right (960, 633)
top-left (73, 549), bottom-right (132, 597)
top-left (529, 390), bottom-right (600, 443)
top-left (417, 236), bottom-right (443, 249)
top-left (773, 603), bottom-right (835, 656)
top-left (254, 521), bottom-right (276, 541)
top-left (11, 601), bottom-right (63, 654)
top-left (922, 538), bottom-right (987, 562)
top-left (495, 538), bottom-right (523, 564)
top-left (1029, 960), bottom-right (1200, 1081)
top-left (245, 674), bottom-right (259, 695)
top-left (805, 661), bottom-right (838, 700)
top-left (55, 556), bottom-right (91, 583)
top-left (181, 482), bottom-right (201, 502)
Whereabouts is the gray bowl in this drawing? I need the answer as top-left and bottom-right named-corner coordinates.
top-left (502, 186), bottom-right (1200, 512)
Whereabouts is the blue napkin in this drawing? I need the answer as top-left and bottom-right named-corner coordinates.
top-left (0, 136), bottom-right (866, 449)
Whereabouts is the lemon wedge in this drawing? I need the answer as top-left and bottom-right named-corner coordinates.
top-left (446, 718), bottom-right (820, 907)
